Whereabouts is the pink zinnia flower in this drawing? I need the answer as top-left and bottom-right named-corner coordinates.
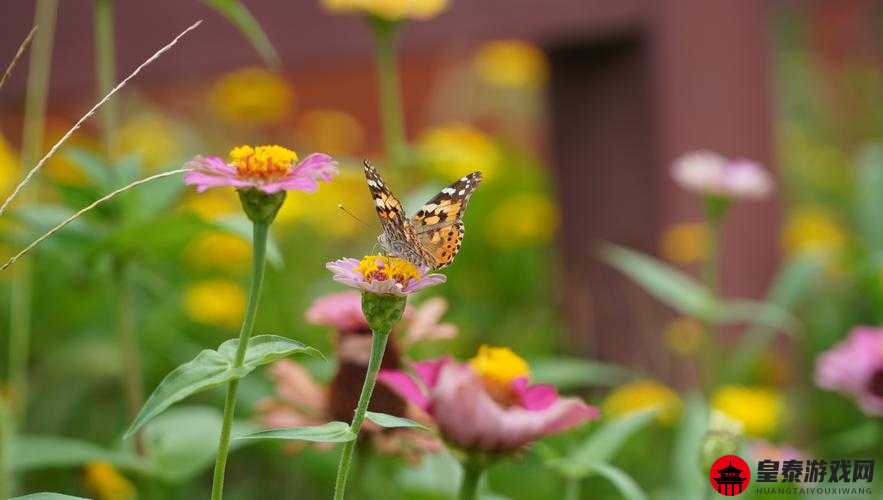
top-left (747, 440), bottom-right (807, 462)
top-left (815, 326), bottom-right (883, 416)
top-left (305, 291), bottom-right (371, 333)
top-left (326, 256), bottom-right (446, 296)
top-left (184, 145), bottom-right (337, 193)
top-left (379, 346), bottom-right (599, 453)
top-left (671, 150), bottom-right (773, 199)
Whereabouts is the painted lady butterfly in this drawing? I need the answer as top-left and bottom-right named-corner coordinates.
top-left (364, 161), bottom-right (482, 270)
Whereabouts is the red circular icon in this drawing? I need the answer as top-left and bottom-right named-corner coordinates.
top-left (709, 455), bottom-right (751, 496)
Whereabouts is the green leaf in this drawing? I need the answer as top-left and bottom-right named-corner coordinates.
top-left (12, 494), bottom-right (92, 500)
top-left (856, 143), bottom-right (883, 252)
top-left (64, 147), bottom-right (113, 188)
top-left (11, 435), bottom-right (148, 473)
top-left (530, 357), bottom-right (635, 390)
top-left (124, 335), bottom-right (320, 439)
top-left (237, 421), bottom-right (356, 443)
top-left (202, 0), bottom-right (280, 69)
top-left (724, 254), bottom-right (822, 381)
top-left (582, 462), bottom-right (648, 500)
top-left (143, 405), bottom-right (257, 482)
top-left (562, 409), bottom-right (659, 475)
top-left (600, 244), bottom-right (795, 329)
top-left (672, 395), bottom-right (708, 499)
top-left (365, 411), bottom-right (429, 430)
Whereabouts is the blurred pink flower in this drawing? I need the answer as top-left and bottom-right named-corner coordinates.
top-left (184, 145), bottom-right (337, 194)
top-left (326, 256), bottom-right (446, 296)
top-left (815, 326), bottom-right (883, 416)
top-left (305, 291), bottom-right (369, 332)
top-left (671, 151), bottom-right (773, 199)
top-left (379, 355), bottom-right (599, 454)
top-left (747, 440), bottom-right (807, 462)
top-left (402, 297), bottom-right (458, 347)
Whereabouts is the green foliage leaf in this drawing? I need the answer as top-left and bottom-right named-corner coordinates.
top-left (530, 357), bottom-right (635, 390)
top-left (64, 147), bottom-right (113, 188)
top-left (201, 0), bottom-right (280, 69)
top-left (558, 409), bottom-right (658, 477)
top-left (672, 395), bottom-right (708, 499)
top-left (582, 462), bottom-right (648, 500)
top-left (856, 143), bottom-right (883, 252)
top-left (724, 254), bottom-right (822, 381)
top-left (124, 335), bottom-right (320, 438)
top-left (237, 421), bottom-right (357, 443)
top-left (365, 411), bottom-right (429, 430)
top-left (11, 435), bottom-right (148, 473)
top-left (600, 244), bottom-right (795, 329)
top-left (11, 494), bottom-right (92, 500)
top-left (143, 405), bottom-right (257, 482)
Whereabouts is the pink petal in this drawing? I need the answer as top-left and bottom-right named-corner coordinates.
top-left (402, 273), bottom-right (447, 293)
top-left (293, 153), bottom-right (339, 181)
top-left (305, 291), bottom-right (368, 331)
top-left (511, 377), bottom-right (558, 410)
top-left (269, 176), bottom-right (320, 193)
top-left (379, 369), bottom-right (430, 410)
top-left (412, 357), bottom-right (449, 389)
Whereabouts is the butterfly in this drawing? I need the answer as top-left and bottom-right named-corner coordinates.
top-left (364, 161), bottom-right (482, 270)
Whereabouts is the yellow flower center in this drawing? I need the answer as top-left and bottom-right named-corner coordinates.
top-left (357, 255), bottom-right (420, 284)
top-left (229, 145), bottom-right (298, 180)
top-left (469, 345), bottom-right (530, 404)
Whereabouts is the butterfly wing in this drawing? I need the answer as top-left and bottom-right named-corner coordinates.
top-left (363, 161), bottom-right (428, 265)
top-left (412, 172), bottom-right (482, 269)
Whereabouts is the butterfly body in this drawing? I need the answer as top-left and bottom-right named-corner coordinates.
top-left (364, 162), bottom-right (481, 270)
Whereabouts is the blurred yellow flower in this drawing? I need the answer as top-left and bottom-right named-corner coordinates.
top-left (664, 316), bottom-right (704, 356)
top-left (296, 109), bottom-right (365, 156)
top-left (321, 0), bottom-right (448, 21)
top-left (417, 123), bottom-right (501, 182)
top-left (117, 113), bottom-right (182, 170)
top-left (660, 223), bottom-right (708, 265)
top-left (781, 207), bottom-right (846, 258)
top-left (184, 279), bottom-right (246, 329)
top-left (180, 189), bottom-right (240, 221)
top-left (602, 379), bottom-right (681, 425)
top-left (84, 461), bottom-right (136, 500)
top-left (712, 385), bottom-right (784, 437)
top-left (473, 40), bottom-right (548, 89)
top-left (489, 193), bottom-right (558, 247)
top-left (0, 134), bottom-right (19, 198)
top-left (209, 67), bottom-right (294, 127)
top-left (185, 232), bottom-right (251, 271)
top-left (277, 167), bottom-right (370, 236)
top-left (44, 117), bottom-right (94, 186)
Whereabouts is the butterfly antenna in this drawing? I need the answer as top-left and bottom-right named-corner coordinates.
top-left (338, 204), bottom-right (371, 228)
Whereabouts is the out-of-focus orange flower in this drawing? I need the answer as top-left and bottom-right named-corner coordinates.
top-left (664, 316), bottom-right (704, 356)
top-left (473, 40), bottom-right (549, 90)
top-left (660, 223), bottom-right (709, 265)
top-left (602, 379), bottom-right (682, 425)
top-left (0, 134), bottom-right (18, 198)
top-left (296, 109), bottom-right (364, 156)
top-left (781, 206), bottom-right (846, 258)
top-left (43, 117), bottom-right (96, 186)
top-left (209, 67), bottom-right (294, 127)
top-left (84, 461), bottom-right (137, 500)
top-left (712, 385), bottom-right (785, 437)
top-left (117, 113), bottom-right (183, 171)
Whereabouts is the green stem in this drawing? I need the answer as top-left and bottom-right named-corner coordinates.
top-left (371, 18), bottom-right (407, 171)
top-left (0, 398), bottom-right (11, 499)
top-left (115, 261), bottom-right (145, 454)
top-left (564, 477), bottom-right (581, 500)
top-left (9, 0), bottom-right (58, 423)
top-left (701, 197), bottom-right (728, 392)
top-left (94, 0), bottom-right (117, 160)
top-left (458, 459), bottom-right (484, 500)
top-left (209, 221), bottom-right (270, 500)
top-left (333, 327), bottom-right (391, 500)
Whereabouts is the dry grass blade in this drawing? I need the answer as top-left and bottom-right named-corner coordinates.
top-left (1, 169), bottom-right (188, 271)
top-left (0, 25), bottom-right (38, 93)
top-left (0, 20), bottom-right (203, 217)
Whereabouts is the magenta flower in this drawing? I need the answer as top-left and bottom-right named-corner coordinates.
top-left (326, 256), bottom-right (446, 297)
top-left (815, 326), bottom-right (883, 416)
top-left (184, 145), bottom-right (337, 194)
top-left (379, 348), bottom-right (599, 453)
top-left (671, 150), bottom-right (773, 199)
top-left (305, 291), bottom-right (372, 333)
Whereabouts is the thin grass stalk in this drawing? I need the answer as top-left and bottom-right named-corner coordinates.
top-left (0, 26), bottom-right (37, 93)
top-left (9, 0), bottom-right (58, 423)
